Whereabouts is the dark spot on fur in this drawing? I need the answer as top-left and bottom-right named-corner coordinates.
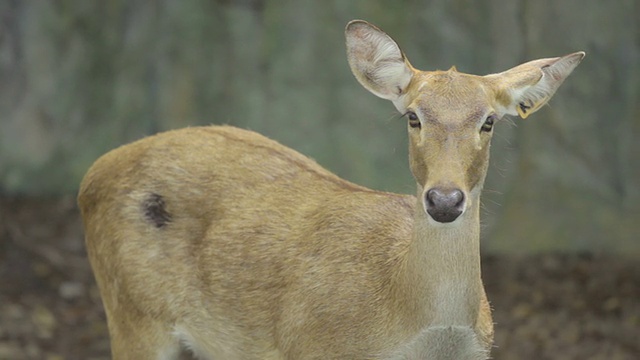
top-left (142, 193), bottom-right (171, 228)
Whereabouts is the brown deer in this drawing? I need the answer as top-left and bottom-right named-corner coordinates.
top-left (78, 20), bottom-right (584, 359)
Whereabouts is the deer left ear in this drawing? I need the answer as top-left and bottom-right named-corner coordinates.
top-left (487, 52), bottom-right (585, 119)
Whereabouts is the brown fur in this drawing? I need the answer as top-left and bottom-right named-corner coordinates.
top-left (79, 20), bottom-right (583, 360)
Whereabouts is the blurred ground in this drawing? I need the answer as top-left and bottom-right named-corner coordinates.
top-left (0, 196), bottom-right (638, 360)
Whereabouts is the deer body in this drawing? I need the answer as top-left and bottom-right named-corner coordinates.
top-left (79, 20), bottom-right (583, 359)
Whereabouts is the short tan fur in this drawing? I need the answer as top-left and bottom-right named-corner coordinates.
top-left (79, 20), bottom-right (584, 359)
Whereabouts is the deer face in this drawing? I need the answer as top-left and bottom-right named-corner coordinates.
top-left (345, 20), bottom-right (584, 223)
top-left (401, 70), bottom-right (495, 223)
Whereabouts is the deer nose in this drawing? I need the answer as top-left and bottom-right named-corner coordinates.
top-left (425, 187), bottom-right (465, 223)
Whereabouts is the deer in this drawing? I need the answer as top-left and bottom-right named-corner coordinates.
top-left (78, 20), bottom-right (584, 360)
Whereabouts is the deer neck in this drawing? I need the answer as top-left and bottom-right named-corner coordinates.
top-left (398, 189), bottom-right (483, 327)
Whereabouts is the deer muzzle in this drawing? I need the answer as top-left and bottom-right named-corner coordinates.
top-left (424, 187), bottom-right (466, 223)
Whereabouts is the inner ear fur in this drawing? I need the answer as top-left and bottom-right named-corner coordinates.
top-left (345, 20), bottom-right (414, 101)
top-left (487, 52), bottom-right (585, 119)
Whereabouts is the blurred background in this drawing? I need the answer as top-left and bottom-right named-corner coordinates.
top-left (0, 0), bottom-right (638, 359)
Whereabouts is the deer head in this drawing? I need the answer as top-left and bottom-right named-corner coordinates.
top-left (345, 20), bottom-right (584, 224)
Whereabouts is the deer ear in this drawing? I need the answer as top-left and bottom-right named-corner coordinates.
top-left (488, 52), bottom-right (585, 119)
top-left (345, 20), bottom-right (414, 101)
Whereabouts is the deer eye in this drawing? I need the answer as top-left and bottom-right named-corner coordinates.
top-left (406, 111), bottom-right (421, 129)
top-left (481, 115), bottom-right (496, 133)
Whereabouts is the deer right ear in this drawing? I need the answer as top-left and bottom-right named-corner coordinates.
top-left (345, 20), bottom-right (414, 101)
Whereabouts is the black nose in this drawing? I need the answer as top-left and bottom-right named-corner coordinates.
top-left (425, 188), bottom-right (465, 223)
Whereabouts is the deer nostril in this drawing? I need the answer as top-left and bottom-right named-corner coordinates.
top-left (450, 189), bottom-right (464, 208)
top-left (425, 188), bottom-right (465, 223)
top-left (425, 189), bottom-right (437, 207)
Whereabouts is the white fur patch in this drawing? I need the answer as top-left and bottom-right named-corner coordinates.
top-left (390, 326), bottom-right (488, 360)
